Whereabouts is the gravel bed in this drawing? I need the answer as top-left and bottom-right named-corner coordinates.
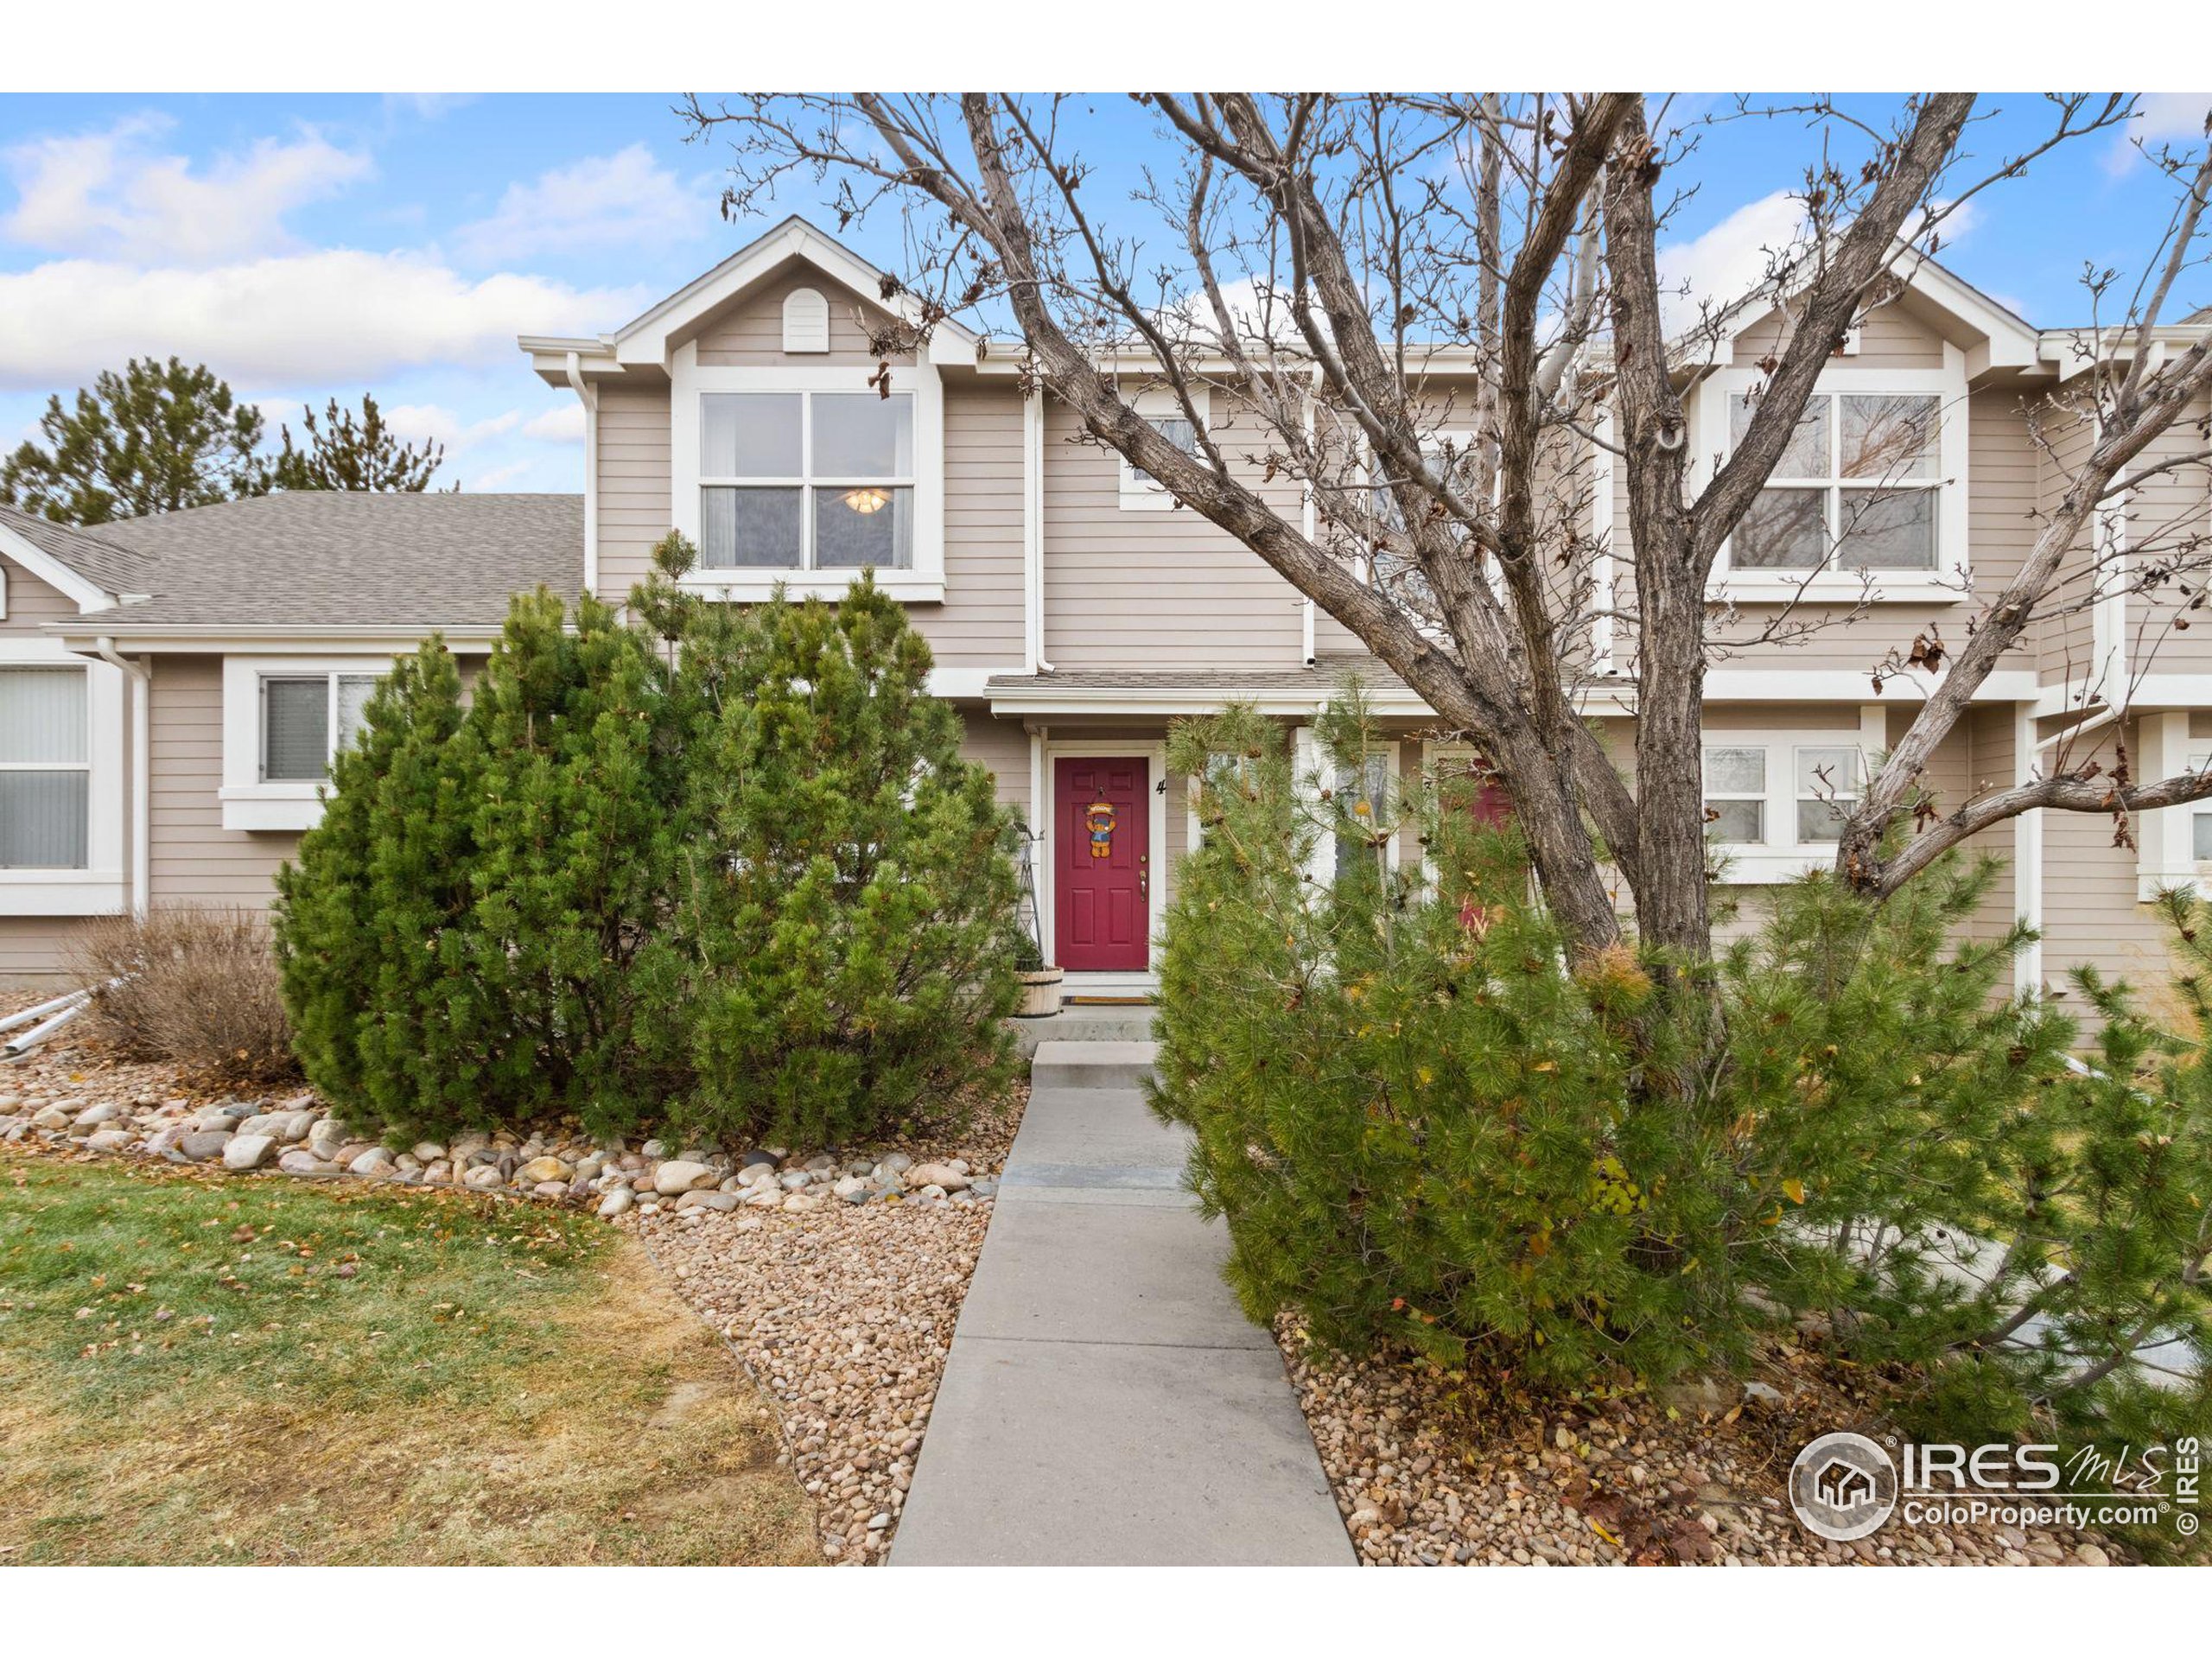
top-left (624, 1084), bottom-right (1022, 1565)
top-left (1280, 1313), bottom-right (2130, 1566)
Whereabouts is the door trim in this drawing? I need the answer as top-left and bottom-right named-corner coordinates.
top-left (1041, 736), bottom-right (1168, 979)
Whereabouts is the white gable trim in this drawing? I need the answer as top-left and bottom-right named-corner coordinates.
top-left (0, 521), bottom-right (117, 613)
top-left (1685, 248), bottom-right (2044, 378)
top-left (611, 216), bottom-right (980, 372)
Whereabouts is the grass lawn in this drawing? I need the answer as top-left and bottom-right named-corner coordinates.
top-left (0, 1150), bottom-right (817, 1566)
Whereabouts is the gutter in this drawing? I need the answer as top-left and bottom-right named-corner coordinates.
top-left (93, 635), bottom-right (150, 923)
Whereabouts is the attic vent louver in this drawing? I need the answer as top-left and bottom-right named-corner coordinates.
top-left (783, 286), bottom-right (830, 354)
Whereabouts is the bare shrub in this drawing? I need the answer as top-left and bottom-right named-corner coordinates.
top-left (64, 906), bottom-right (299, 1088)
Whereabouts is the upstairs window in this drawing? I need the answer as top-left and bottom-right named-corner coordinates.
top-left (1727, 391), bottom-right (1941, 572)
top-left (263, 672), bottom-right (379, 781)
top-left (699, 391), bottom-right (914, 570)
top-left (1119, 388), bottom-right (1211, 509)
top-left (0, 666), bottom-right (88, 869)
top-left (1128, 416), bottom-right (1198, 487)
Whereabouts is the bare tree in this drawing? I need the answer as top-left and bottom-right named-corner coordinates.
top-left (683, 92), bottom-right (2212, 963)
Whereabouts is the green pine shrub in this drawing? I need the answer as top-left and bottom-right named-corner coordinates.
top-left (1154, 690), bottom-right (2211, 1447)
top-left (273, 556), bottom-right (1020, 1148)
top-left (658, 570), bottom-right (1023, 1148)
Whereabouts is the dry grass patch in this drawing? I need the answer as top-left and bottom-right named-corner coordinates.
top-left (0, 1152), bottom-right (814, 1565)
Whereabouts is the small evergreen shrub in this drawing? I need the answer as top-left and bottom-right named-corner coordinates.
top-left (1154, 690), bottom-right (2211, 1446)
top-left (66, 906), bottom-right (298, 1088)
top-left (274, 556), bottom-right (1020, 1147)
top-left (659, 572), bottom-right (1022, 1148)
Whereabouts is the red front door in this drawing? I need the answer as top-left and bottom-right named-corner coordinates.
top-left (1055, 756), bottom-right (1149, 972)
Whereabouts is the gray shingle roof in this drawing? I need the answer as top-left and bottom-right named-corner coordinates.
top-left (74, 492), bottom-right (583, 630)
top-left (0, 505), bottom-right (157, 596)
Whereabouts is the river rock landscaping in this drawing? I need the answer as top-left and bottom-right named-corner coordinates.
top-left (1278, 1313), bottom-right (2133, 1567)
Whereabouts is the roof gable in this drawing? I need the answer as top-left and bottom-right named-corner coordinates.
top-left (0, 508), bottom-right (131, 611)
top-left (607, 215), bottom-right (980, 372)
top-left (1686, 250), bottom-right (2046, 378)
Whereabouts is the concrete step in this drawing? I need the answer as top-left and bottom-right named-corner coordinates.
top-left (1005, 1004), bottom-right (1158, 1056)
top-left (1031, 1039), bottom-right (1158, 1091)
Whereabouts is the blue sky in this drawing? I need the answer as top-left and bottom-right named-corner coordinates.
top-left (1, 92), bottom-right (2205, 496)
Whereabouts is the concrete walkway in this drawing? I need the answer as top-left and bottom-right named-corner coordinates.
top-left (893, 1039), bottom-right (1353, 1566)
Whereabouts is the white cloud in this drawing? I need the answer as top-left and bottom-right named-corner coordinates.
top-left (3, 112), bottom-right (372, 265)
top-left (371, 404), bottom-right (525, 453)
top-left (453, 143), bottom-right (713, 264)
top-left (0, 251), bottom-right (646, 389)
top-left (523, 403), bottom-right (587, 443)
top-left (1655, 191), bottom-right (1810, 332)
top-left (463, 459), bottom-right (537, 491)
top-left (1653, 188), bottom-right (1986, 335)
top-left (2106, 95), bottom-right (2212, 175)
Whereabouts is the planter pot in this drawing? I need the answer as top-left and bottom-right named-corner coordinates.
top-left (1014, 966), bottom-right (1065, 1019)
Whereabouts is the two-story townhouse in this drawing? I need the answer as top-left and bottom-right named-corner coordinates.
top-left (4, 215), bottom-right (2208, 1013)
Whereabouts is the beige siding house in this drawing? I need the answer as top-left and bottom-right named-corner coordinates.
top-left (5, 215), bottom-right (2209, 1009)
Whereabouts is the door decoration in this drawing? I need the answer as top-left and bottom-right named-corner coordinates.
top-left (1085, 799), bottom-right (1119, 859)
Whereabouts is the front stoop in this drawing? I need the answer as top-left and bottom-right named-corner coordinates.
top-left (1027, 1039), bottom-right (1159, 1092)
top-left (1003, 1002), bottom-right (1158, 1056)
top-left (891, 1044), bottom-right (1353, 1567)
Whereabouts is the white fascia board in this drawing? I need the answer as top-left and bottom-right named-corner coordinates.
top-left (2026, 674), bottom-right (2212, 718)
top-left (0, 521), bottom-right (116, 612)
top-left (985, 668), bottom-right (2037, 721)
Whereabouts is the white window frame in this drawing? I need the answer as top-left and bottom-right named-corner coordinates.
top-left (1700, 359), bottom-right (1968, 605)
top-left (1700, 710), bottom-right (1885, 883)
top-left (1293, 726), bottom-right (1401, 890)
top-left (1119, 386), bottom-right (1211, 511)
top-left (670, 347), bottom-right (945, 602)
top-left (220, 656), bottom-right (395, 831)
top-left (0, 639), bottom-right (125, 915)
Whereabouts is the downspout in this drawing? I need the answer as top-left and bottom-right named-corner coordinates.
top-left (2014, 702), bottom-right (2044, 999)
top-left (1025, 381), bottom-right (1052, 673)
top-left (94, 636), bottom-right (150, 922)
top-left (1301, 365), bottom-right (1319, 666)
top-left (565, 352), bottom-right (600, 599)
